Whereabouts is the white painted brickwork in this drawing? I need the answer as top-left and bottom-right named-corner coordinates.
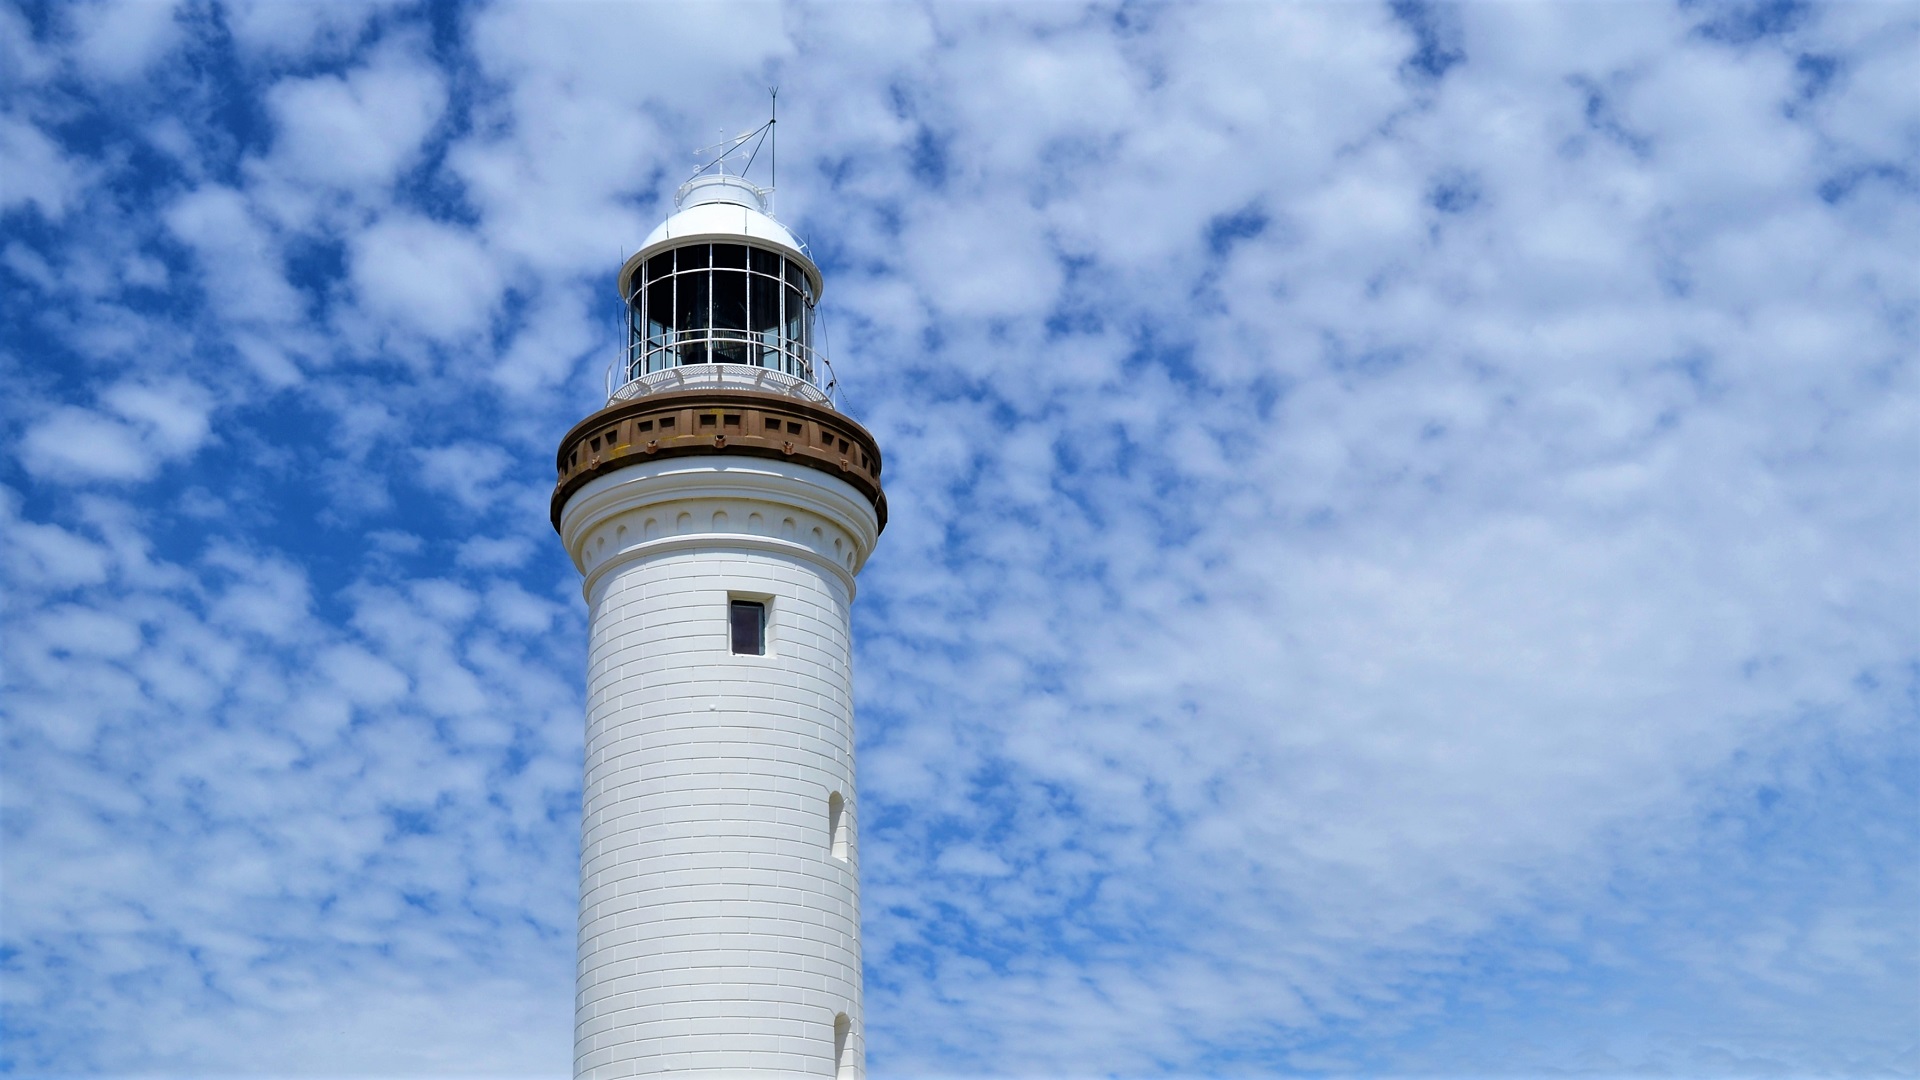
top-left (560, 457), bottom-right (879, 1080)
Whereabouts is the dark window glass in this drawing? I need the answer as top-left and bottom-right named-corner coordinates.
top-left (627, 308), bottom-right (644, 379)
top-left (645, 252), bottom-right (673, 283)
top-left (750, 275), bottom-right (780, 335)
top-left (783, 259), bottom-right (803, 288)
top-left (750, 247), bottom-right (781, 275)
top-left (712, 269), bottom-right (749, 362)
top-left (677, 244), bottom-right (709, 270)
top-left (713, 243), bottom-right (747, 269)
top-left (677, 271), bottom-right (710, 330)
top-left (713, 270), bottom-right (748, 331)
top-left (676, 271), bottom-right (710, 364)
top-left (784, 286), bottom-right (804, 345)
top-left (646, 278), bottom-right (673, 370)
top-left (647, 278), bottom-right (674, 336)
top-left (729, 600), bottom-right (765, 655)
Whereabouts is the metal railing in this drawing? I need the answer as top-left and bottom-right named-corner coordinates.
top-left (607, 334), bottom-right (835, 407)
top-left (626, 329), bottom-right (816, 384)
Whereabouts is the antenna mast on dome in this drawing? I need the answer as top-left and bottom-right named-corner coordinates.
top-left (686, 89), bottom-right (780, 214)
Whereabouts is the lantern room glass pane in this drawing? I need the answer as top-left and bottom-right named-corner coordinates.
top-left (712, 270), bottom-right (748, 363)
top-left (749, 273), bottom-right (778, 322)
top-left (713, 243), bottom-right (747, 269)
top-left (627, 308), bottom-right (643, 379)
top-left (676, 271), bottom-right (710, 364)
top-left (646, 277), bottom-right (673, 371)
top-left (750, 247), bottom-right (780, 275)
top-left (784, 286), bottom-right (804, 346)
top-left (647, 278), bottom-right (673, 336)
top-left (713, 270), bottom-right (747, 332)
top-left (677, 244), bottom-right (709, 270)
top-left (676, 271), bottom-right (710, 330)
top-left (750, 275), bottom-right (780, 368)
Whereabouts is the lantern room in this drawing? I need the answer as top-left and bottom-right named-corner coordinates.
top-left (614, 173), bottom-right (826, 400)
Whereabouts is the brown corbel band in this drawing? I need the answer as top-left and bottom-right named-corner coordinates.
top-left (551, 387), bottom-right (886, 532)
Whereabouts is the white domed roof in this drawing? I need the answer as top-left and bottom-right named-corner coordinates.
top-left (621, 174), bottom-right (822, 300)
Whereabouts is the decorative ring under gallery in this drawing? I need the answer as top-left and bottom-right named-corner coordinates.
top-left (551, 385), bottom-right (886, 533)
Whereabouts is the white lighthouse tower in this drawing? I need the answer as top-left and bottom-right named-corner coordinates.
top-left (551, 168), bottom-right (885, 1079)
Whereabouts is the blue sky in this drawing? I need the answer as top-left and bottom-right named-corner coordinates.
top-left (2, 1), bottom-right (1916, 1077)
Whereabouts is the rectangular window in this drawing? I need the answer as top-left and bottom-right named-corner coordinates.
top-left (729, 600), bottom-right (766, 656)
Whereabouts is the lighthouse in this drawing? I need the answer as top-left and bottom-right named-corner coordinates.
top-left (550, 168), bottom-right (885, 1079)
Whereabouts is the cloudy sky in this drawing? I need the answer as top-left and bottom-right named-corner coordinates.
top-left (3, 1), bottom-right (1917, 1077)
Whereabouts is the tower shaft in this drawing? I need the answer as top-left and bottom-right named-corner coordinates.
top-left (558, 440), bottom-right (880, 1079)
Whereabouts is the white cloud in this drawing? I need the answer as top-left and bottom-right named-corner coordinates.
top-left (934, 844), bottom-right (1013, 878)
top-left (0, 4), bottom-right (56, 86)
top-left (20, 412), bottom-right (147, 482)
top-left (3, 517), bottom-right (113, 589)
top-left (483, 578), bottom-right (563, 635)
top-left (455, 534), bottom-right (534, 570)
top-left (489, 284), bottom-right (599, 395)
top-left (0, 502), bottom-right (581, 1074)
top-left (31, 602), bottom-right (144, 658)
top-left (315, 643), bottom-right (410, 706)
top-left (366, 529), bottom-right (424, 555)
top-left (163, 184), bottom-right (304, 327)
top-left (1801, 9), bottom-right (1920, 166)
top-left (2, 239), bottom-right (58, 287)
top-left (120, 252), bottom-right (168, 289)
top-left (220, 0), bottom-right (408, 60)
top-left (450, 1), bottom-right (792, 275)
top-left (203, 545), bottom-right (315, 643)
top-left (253, 40), bottom-right (447, 197)
top-left (99, 381), bottom-right (212, 457)
top-left (414, 441), bottom-right (514, 512)
top-left (66, 0), bottom-right (186, 83)
top-left (17, 380), bottom-right (213, 483)
top-left (348, 213), bottom-right (503, 342)
top-left (0, 113), bottom-right (81, 219)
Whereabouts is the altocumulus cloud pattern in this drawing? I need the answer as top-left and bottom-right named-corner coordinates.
top-left (2, 2), bottom-right (1916, 1077)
